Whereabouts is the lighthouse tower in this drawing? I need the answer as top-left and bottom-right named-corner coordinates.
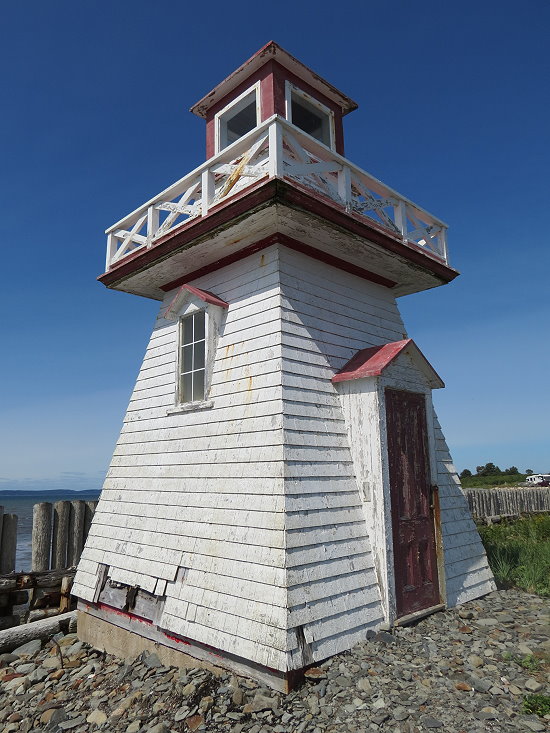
top-left (74, 42), bottom-right (495, 691)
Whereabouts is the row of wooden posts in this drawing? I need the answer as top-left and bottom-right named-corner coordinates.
top-left (0, 501), bottom-right (97, 630)
top-left (463, 487), bottom-right (550, 521)
top-left (0, 500), bottom-right (97, 574)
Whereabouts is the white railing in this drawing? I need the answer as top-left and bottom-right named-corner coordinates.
top-left (105, 115), bottom-right (448, 271)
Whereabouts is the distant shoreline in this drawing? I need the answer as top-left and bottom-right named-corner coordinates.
top-left (0, 489), bottom-right (100, 498)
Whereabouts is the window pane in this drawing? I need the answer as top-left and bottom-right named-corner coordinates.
top-left (182, 345), bottom-right (193, 373)
top-left (193, 311), bottom-right (205, 341)
top-left (194, 340), bottom-right (205, 370)
top-left (182, 316), bottom-right (193, 345)
top-left (291, 94), bottom-right (331, 147)
top-left (193, 370), bottom-right (205, 402)
top-left (226, 100), bottom-right (257, 144)
top-left (181, 372), bottom-right (193, 402)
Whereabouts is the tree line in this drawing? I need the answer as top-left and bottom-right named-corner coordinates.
top-left (459, 463), bottom-right (533, 480)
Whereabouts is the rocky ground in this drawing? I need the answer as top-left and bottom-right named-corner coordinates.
top-left (0, 589), bottom-right (549, 733)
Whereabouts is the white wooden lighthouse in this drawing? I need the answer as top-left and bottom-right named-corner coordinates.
top-left (74, 42), bottom-right (495, 691)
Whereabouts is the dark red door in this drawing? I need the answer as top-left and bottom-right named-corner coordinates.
top-left (385, 388), bottom-right (440, 617)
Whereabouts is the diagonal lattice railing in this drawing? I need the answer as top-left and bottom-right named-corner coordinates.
top-left (105, 116), bottom-right (448, 271)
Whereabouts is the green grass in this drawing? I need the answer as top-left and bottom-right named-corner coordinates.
top-left (461, 473), bottom-right (527, 488)
top-left (502, 652), bottom-right (544, 671)
top-left (522, 694), bottom-right (550, 717)
top-left (478, 515), bottom-right (550, 596)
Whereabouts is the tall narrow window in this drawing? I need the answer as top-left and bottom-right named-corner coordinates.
top-left (179, 311), bottom-right (206, 403)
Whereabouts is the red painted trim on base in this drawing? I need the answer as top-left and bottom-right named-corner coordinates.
top-left (94, 601), bottom-right (283, 677)
top-left (97, 602), bottom-right (152, 627)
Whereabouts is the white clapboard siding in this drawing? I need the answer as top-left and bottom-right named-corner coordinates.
top-left (277, 247), bottom-right (388, 664)
top-left (76, 246), bottom-right (294, 669)
top-left (76, 240), bottom-right (493, 678)
top-left (431, 413), bottom-right (495, 604)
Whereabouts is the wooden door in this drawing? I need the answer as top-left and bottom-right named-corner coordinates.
top-left (385, 388), bottom-right (440, 617)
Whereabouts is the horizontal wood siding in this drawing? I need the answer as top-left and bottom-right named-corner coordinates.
top-left (75, 245), bottom-right (296, 669)
top-left (279, 247), bottom-right (392, 665)
top-left (73, 241), bottom-right (495, 676)
top-left (433, 415), bottom-right (496, 606)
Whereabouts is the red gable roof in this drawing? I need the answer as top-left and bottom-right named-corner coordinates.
top-left (332, 339), bottom-right (444, 388)
top-left (163, 284), bottom-right (229, 319)
top-left (179, 284), bottom-right (229, 309)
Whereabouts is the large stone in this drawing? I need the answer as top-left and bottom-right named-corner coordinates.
top-left (12, 640), bottom-right (42, 658)
top-left (420, 716), bottom-right (444, 728)
top-left (243, 692), bottom-right (278, 713)
top-left (357, 677), bottom-right (372, 693)
top-left (467, 655), bottom-right (484, 668)
top-left (522, 720), bottom-right (546, 732)
top-left (524, 678), bottom-right (543, 692)
top-left (87, 709), bottom-right (108, 725)
top-left (142, 652), bottom-right (162, 668)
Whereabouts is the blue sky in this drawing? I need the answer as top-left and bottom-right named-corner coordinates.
top-left (0, 0), bottom-right (548, 492)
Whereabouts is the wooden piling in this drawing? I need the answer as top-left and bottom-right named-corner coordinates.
top-left (0, 506), bottom-right (3, 557)
top-left (84, 501), bottom-right (96, 544)
top-left (68, 501), bottom-right (85, 567)
top-left (0, 514), bottom-right (18, 574)
top-left (32, 502), bottom-right (53, 572)
top-left (52, 501), bottom-right (70, 570)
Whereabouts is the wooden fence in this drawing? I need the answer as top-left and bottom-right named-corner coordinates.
top-left (464, 487), bottom-right (550, 521)
top-left (0, 500), bottom-right (96, 574)
top-left (0, 500), bottom-right (96, 631)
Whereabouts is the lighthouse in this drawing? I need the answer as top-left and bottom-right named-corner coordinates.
top-left (73, 42), bottom-right (495, 691)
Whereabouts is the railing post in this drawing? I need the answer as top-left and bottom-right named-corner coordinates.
top-left (106, 233), bottom-right (117, 271)
top-left (201, 169), bottom-right (215, 217)
top-left (439, 227), bottom-right (449, 265)
top-left (268, 120), bottom-right (284, 178)
top-left (337, 165), bottom-right (352, 211)
top-left (146, 205), bottom-right (159, 247)
top-left (394, 200), bottom-right (407, 239)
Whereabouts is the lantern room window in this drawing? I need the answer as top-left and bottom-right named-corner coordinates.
top-left (215, 84), bottom-right (260, 152)
top-left (178, 310), bottom-right (206, 403)
top-left (286, 83), bottom-right (334, 149)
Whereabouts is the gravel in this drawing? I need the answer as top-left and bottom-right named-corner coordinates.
top-left (0, 588), bottom-right (548, 732)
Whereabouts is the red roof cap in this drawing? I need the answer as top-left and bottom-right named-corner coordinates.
top-left (332, 339), bottom-right (444, 388)
top-left (190, 41), bottom-right (358, 118)
top-left (180, 284), bottom-right (229, 309)
top-left (163, 284), bottom-right (229, 319)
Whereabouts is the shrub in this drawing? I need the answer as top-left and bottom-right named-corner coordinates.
top-left (522, 694), bottom-right (550, 717)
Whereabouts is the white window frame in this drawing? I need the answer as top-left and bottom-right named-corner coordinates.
top-left (164, 292), bottom-right (226, 414)
top-left (215, 82), bottom-right (261, 153)
top-left (177, 308), bottom-right (207, 405)
top-left (285, 81), bottom-right (335, 151)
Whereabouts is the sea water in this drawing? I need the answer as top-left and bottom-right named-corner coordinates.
top-left (0, 491), bottom-right (100, 571)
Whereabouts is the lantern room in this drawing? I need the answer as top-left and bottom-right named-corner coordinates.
top-left (191, 42), bottom-right (355, 159)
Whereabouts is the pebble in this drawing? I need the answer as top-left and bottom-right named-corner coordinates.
top-left (0, 588), bottom-right (547, 732)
